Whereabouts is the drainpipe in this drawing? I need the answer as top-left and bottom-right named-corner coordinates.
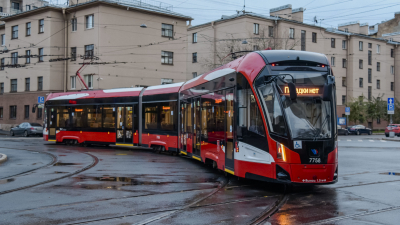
top-left (212, 21), bottom-right (216, 67)
top-left (62, 8), bottom-right (68, 92)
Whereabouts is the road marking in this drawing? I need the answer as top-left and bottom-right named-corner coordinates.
top-left (380, 140), bottom-right (387, 142)
top-left (369, 140), bottom-right (374, 142)
top-left (358, 140), bottom-right (363, 142)
top-left (347, 139), bottom-right (351, 141)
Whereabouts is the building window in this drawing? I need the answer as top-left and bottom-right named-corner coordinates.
top-left (342, 95), bottom-right (346, 105)
top-left (0, 107), bottom-right (3, 119)
top-left (38, 48), bottom-right (44, 62)
top-left (26, 50), bottom-right (30, 64)
top-left (37, 108), bottom-right (42, 119)
top-left (84, 74), bottom-right (93, 89)
top-left (391, 82), bottom-right (394, 91)
top-left (342, 40), bottom-right (347, 49)
top-left (38, 76), bottom-right (43, 91)
top-left (24, 105), bottom-right (29, 119)
top-left (71, 76), bottom-right (76, 89)
top-left (391, 49), bottom-right (394, 57)
top-left (368, 86), bottom-right (372, 100)
top-left (25, 78), bottom-right (30, 91)
top-left (359, 59), bottom-right (363, 69)
top-left (11, 52), bottom-right (18, 65)
top-left (342, 58), bottom-right (347, 68)
top-left (312, 32), bottom-right (317, 43)
top-left (391, 65), bottom-right (394, 74)
top-left (11, 79), bottom-right (17, 92)
top-left (12, 2), bottom-right (19, 10)
top-left (1, 34), bottom-right (4, 46)
top-left (0, 82), bottom-right (3, 94)
top-left (368, 43), bottom-right (372, 48)
top-left (26, 22), bottom-right (31, 36)
top-left (331, 57), bottom-right (335, 66)
top-left (331, 38), bottom-right (335, 48)
top-left (368, 68), bottom-right (372, 83)
top-left (26, 5), bottom-right (30, 11)
top-left (253, 23), bottom-right (259, 34)
top-left (377, 62), bottom-right (380, 71)
top-left (192, 52), bottom-right (197, 63)
top-left (359, 78), bottom-right (363, 88)
top-left (161, 51), bottom-right (173, 65)
top-left (377, 44), bottom-right (380, 53)
top-left (192, 33), bottom-right (197, 43)
top-left (253, 45), bottom-right (259, 51)
top-left (86, 15), bottom-right (94, 29)
top-left (71, 47), bottom-right (76, 61)
top-left (368, 50), bottom-right (372, 65)
top-left (359, 41), bottom-right (363, 51)
top-left (1, 58), bottom-right (4, 70)
top-left (0, 7), bottom-right (2, 12)
top-left (289, 28), bottom-right (294, 39)
top-left (269, 26), bottom-right (274, 37)
top-left (192, 72), bottom-right (197, 78)
top-left (377, 117), bottom-right (381, 124)
top-left (377, 80), bottom-right (380, 89)
top-left (344, 28), bottom-right (348, 32)
top-left (71, 18), bottom-right (77, 31)
top-left (11, 25), bottom-right (18, 39)
top-left (161, 23), bottom-right (173, 37)
top-left (39, 19), bottom-right (44, 33)
top-left (84, 44), bottom-right (94, 59)
top-left (10, 106), bottom-right (16, 119)
top-left (342, 77), bottom-right (346, 87)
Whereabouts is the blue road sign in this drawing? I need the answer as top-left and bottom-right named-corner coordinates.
top-left (338, 117), bottom-right (346, 125)
top-left (345, 107), bottom-right (350, 115)
top-left (38, 96), bottom-right (45, 104)
top-left (388, 98), bottom-right (395, 114)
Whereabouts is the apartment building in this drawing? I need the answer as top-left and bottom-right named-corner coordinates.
top-left (186, 4), bottom-right (400, 129)
top-left (0, 0), bottom-right (192, 130)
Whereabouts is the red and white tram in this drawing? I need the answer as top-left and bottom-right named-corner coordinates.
top-left (43, 50), bottom-right (338, 184)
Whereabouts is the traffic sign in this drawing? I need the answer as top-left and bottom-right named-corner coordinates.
top-left (38, 96), bottom-right (45, 104)
top-left (338, 117), bottom-right (346, 125)
top-left (388, 98), bottom-right (395, 115)
top-left (345, 107), bottom-right (350, 115)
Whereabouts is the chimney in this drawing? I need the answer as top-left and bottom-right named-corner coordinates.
top-left (359, 23), bottom-right (368, 35)
top-left (270, 4), bottom-right (292, 20)
top-left (292, 7), bottom-right (304, 22)
top-left (338, 21), bottom-right (360, 33)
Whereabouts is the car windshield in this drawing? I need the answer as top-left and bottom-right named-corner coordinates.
top-left (30, 123), bottom-right (42, 126)
top-left (271, 71), bottom-right (332, 140)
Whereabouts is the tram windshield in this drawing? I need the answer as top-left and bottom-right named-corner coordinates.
top-left (258, 72), bottom-right (333, 140)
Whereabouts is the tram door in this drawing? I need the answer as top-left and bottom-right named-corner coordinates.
top-left (225, 88), bottom-right (235, 171)
top-left (116, 105), bottom-right (134, 145)
top-left (48, 107), bottom-right (57, 140)
top-left (193, 97), bottom-right (201, 156)
top-left (180, 101), bottom-right (187, 151)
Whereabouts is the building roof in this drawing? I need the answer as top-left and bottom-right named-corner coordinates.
top-left (0, 0), bottom-right (192, 21)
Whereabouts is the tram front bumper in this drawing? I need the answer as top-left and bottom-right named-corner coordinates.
top-left (290, 164), bottom-right (337, 184)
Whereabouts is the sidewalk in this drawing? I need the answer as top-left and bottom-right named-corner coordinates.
top-left (0, 130), bottom-right (9, 135)
top-left (382, 137), bottom-right (400, 142)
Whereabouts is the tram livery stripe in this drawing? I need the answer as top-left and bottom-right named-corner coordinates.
top-left (192, 156), bottom-right (201, 161)
top-left (225, 168), bottom-right (235, 175)
top-left (115, 143), bottom-right (134, 146)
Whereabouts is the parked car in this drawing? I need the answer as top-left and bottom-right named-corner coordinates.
top-left (337, 125), bottom-right (349, 135)
top-left (10, 123), bottom-right (43, 137)
top-left (347, 125), bottom-right (372, 135)
top-left (385, 124), bottom-right (400, 137)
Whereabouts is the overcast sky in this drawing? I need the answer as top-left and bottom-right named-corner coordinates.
top-left (155, 0), bottom-right (400, 28)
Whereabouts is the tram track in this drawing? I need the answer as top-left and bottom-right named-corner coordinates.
top-left (0, 152), bottom-right (99, 195)
top-left (0, 147), bottom-right (58, 180)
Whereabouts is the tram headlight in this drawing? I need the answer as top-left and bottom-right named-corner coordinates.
top-left (276, 142), bottom-right (286, 162)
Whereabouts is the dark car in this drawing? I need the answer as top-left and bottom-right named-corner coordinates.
top-left (385, 124), bottom-right (400, 137)
top-left (10, 122), bottom-right (43, 137)
top-left (337, 125), bottom-right (349, 135)
top-left (347, 125), bottom-right (372, 135)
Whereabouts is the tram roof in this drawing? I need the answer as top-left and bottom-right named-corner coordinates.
top-left (46, 87), bottom-right (143, 101)
top-left (258, 50), bottom-right (329, 65)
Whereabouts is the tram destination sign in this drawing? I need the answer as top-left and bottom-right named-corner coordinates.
top-left (283, 86), bottom-right (322, 95)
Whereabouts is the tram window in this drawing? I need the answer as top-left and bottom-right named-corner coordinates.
top-left (249, 94), bottom-right (266, 136)
top-left (102, 106), bottom-right (115, 128)
top-left (144, 103), bottom-right (158, 130)
top-left (57, 107), bottom-right (70, 128)
top-left (86, 105), bottom-right (102, 128)
top-left (160, 102), bottom-right (176, 131)
top-left (201, 96), bottom-right (213, 142)
top-left (72, 107), bottom-right (85, 128)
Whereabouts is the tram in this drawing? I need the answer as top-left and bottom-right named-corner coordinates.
top-left (43, 50), bottom-right (338, 184)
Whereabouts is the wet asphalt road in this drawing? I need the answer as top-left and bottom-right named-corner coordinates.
top-left (0, 134), bottom-right (400, 224)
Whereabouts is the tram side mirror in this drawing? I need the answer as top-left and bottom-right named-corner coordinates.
top-left (323, 83), bottom-right (333, 101)
top-left (288, 82), bottom-right (297, 101)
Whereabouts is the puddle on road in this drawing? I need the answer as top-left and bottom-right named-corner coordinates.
top-left (380, 172), bottom-right (400, 176)
top-left (0, 178), bottom-right (15, 184)
top-left (53, 162), bottom-right (82, 166)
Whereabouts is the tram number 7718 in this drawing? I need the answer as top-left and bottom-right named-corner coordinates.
top-left (309, 158), bottom-right (321, 163)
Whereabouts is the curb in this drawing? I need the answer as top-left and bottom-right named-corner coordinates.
top-left (382, 138), bottom-right (400, 142)
top-left (0, 153), bottom-right (8, 164)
